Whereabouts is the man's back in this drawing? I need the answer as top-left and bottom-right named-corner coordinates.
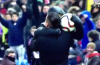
top-left (35, 31), bottom-right (73, 65)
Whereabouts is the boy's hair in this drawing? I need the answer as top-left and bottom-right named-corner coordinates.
top-left (87, 42), bottom-right (96, 51)
top-left (4, 48), bottom-right (15, 56)
top-left (30, 26), bottom-right (36, 32)
top-left (88, 30), bottom-right (100, 41)
top-left (11, 12), bottom-right (19, 17)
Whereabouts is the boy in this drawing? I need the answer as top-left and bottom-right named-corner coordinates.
top-left (84, 42), bottom-right (100, 65)
top-left (0, 5), bottom-right (27, 60)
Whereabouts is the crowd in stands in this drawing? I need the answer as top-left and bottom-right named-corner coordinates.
top-left (0, 0), bottom-right (100, 65)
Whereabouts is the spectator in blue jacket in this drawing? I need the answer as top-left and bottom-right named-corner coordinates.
top-left (79, 10), bottom-right (95, 49)
top-left (0, 5), bottom-right (27, 60)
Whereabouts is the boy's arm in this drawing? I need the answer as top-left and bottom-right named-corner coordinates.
top-left (0, 14), bottom-right (9, 28)
top-left (20, 5), bottom-right (28, 26)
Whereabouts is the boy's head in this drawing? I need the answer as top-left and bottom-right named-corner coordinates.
top-left (88, 30), bottom-right (100, 42)
top-left (86, 42), bottom-right (96, 54)
top-left (30, 26), bottom-right (36, 36)
top-left (11, 12), bottom-right (19, 22)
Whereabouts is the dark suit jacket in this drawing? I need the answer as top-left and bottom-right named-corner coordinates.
top-left (31, 30), bottom-right (73, 65)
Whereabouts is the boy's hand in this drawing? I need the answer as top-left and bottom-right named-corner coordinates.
top-left (22, 5), bottom-right (26, 12)
top-left (84, 14), bottom-right (88, 18)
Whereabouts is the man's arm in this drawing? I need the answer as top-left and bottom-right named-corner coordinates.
top-left (71, 15), bottom-right (84, 40)
top-left (34, 24), bottom-right (61, 37)
top-left (0, 14), bottom-right (9, 28)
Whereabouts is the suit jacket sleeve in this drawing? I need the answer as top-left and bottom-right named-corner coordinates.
top-left (30, 38), bottom-right (39, 51)
top-left (71, 15), bottom-right (84, 40)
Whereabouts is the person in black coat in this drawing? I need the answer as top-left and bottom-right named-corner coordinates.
top-left (30, 12), bottom-right (70, 65)
top-left (30, 11), bottom-right (83, 65)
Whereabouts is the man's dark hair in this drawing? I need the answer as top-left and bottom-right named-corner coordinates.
top-left (88, 30), bottom-right (100, 41)
top-left (47, 12), bottom-right (61, 28)
top-left (11, 12), bottom-right (19, 17)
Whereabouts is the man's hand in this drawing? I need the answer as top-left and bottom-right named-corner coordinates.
top-left (22, 5), bottom-right (26, 12)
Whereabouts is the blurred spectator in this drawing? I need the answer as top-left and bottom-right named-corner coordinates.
top-left (0, 3), bottom-right (7, 15)
top-left (79, 10), bottom-right (95, 49)
top-left (88, 30), bottom-right (100, 53)
top-left (7, 1), bottom-right (21, 15)
top-left (43, 5), bottom-right (50, 14)
top-left (2, 13), bottom-right (11, 49)
top-left (32, 0), bottom-right (50, 27)
top-left (67, 6), bottom-right (80, 15)
top-left (91, 5), bottom-right (100, 22)
top-left (1, 48), bottom-right (16, 65)
top-left (27, 26), bottom-right (39, 65)
top-left (96, 19), bottom-right (100, 32)
top-left (68, 0), bottom-right (80, 7)
top-left (83, 42), bottom-right (100, 65)
top-left (27, 26), bottom-right (36, 64)
top-left (0, 4), bottom-right (10, 48)
top-left (79, 0), bottom-right (83, 9)
top-left (0, 4), bottom-right (7, 58)
top-left (0, 0), bottom-right (9, 3)
top-left (68, 40), bottom-right (83, 65)
top-left (38, 2), bottom-right (42, 13)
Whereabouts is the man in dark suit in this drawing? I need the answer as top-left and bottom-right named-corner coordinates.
top-left (30, 6), bottom-right (84, 65)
